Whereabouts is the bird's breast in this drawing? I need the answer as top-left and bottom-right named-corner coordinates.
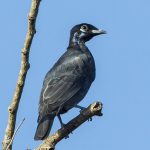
top-left (75, 53), bottom-right (95, 82)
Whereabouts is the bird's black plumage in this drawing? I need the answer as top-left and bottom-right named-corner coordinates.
top-left (34, 23), bottom-right (106, 140)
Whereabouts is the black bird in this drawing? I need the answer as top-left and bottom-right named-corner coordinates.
top-left (34, 23), bottom-right (106, 140)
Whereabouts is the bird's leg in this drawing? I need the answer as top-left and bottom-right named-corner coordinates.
top-left (56, 105), bottom-right (63, 116)
top-left (75, 105), bottom-right (92, 121)
top-left (56, 105), bottom-right (72, 134)
top-left (57, 114), bottom-right (65, 128)
top-left (56, 105), bottom-right (70, 137)
top-left (57, 114), bottom-right (70, 139)
top-left (88, 117), bottom-right (92, 121)
top-left (75, 105), bottom-right (86, 112)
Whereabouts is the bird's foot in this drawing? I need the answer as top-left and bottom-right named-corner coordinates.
top-left (62, 124), bottom-right (73, 139)
top-left (61, 123), bottom-right (70, 139)
top-left (64, 134), bottom-right (69, 139)
top-left (75, 105), bottom-right (86, 113)
top-left (88, 117), bottom-right (92, 121)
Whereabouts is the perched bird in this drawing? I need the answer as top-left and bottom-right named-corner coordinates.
top-left (34, 23), bottom-right (106, 140)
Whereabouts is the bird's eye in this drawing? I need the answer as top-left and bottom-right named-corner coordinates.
top-left (80, 25), bottom-right (88, 32)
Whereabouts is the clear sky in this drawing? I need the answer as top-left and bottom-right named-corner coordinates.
top-left (0, 0), bottom-right (150, 149)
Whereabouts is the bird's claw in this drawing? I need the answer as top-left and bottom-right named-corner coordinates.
top-left (75, 105), bottom-right (86, 113)
top-left (61, 123), bottom-right (65, 128)
top-left (79, 109), bottom-right (84, 113)
top-left (63, 125), bottom-right (73, 139)
top-left (64, 135), bottom-right (69, 139)
top-left (88, 117), bottom-right (92, 121)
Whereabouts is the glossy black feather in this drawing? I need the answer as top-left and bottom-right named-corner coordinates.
top-left (38, 48), bottom-right (95, 118)
top-left (34, 23), bottom-right (106, 140)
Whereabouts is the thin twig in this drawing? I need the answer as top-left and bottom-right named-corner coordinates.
top-left (2, 1), bottom-right (42, 150)
top-left (6, 118), bottom-right (25, 150)
top-left (35, 101), bottom-right (103, 150)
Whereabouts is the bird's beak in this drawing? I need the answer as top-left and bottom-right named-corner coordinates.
top-left (91, 29), bottom-right (107, 35)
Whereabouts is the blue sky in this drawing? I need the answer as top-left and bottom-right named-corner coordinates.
top-left (0, 0), bottom-right (150, 149)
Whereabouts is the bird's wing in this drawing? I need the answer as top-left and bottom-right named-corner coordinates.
top-left (39, 52), bottom-right (86, 115)
top-left (43, 75), bottom-right (81, 106)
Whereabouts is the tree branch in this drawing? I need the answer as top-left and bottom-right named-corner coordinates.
top-left (6, 118), bottom-right (25, 150)
top-left (35, 101), bottom-right (103, 150)
top-left (2, 1), bottom-right (41, 150)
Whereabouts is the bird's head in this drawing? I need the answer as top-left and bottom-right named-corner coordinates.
top-left (69, 23), bottom-right (106, 45)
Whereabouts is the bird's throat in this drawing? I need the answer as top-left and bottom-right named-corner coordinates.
top-left (69, 32), bottom-right (85, 48)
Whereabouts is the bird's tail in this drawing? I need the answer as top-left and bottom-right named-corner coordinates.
top-left (34, 114), bottom-right (55, 140)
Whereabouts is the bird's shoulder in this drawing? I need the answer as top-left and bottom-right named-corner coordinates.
top-left (47, 49), bottom-right (87, 75)
top-left (54, 49), bottom-right (86, 66)
top-left (40, 49), bottom-right (86, 93)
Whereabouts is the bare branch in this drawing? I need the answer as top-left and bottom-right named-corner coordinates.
top-left (35, 101), bottom-right (103, 150)
top-left (6, 118), bottom-right (25, 150)
top-left (2, 1), bottom-right (41, 150)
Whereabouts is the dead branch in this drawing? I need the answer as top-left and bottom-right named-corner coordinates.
top-left (2, 1), bottom-right (41, 150)
top-left (6, 118), bottom-right (25, 150)
top-left (35, 101), bottom-right (103, 150)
